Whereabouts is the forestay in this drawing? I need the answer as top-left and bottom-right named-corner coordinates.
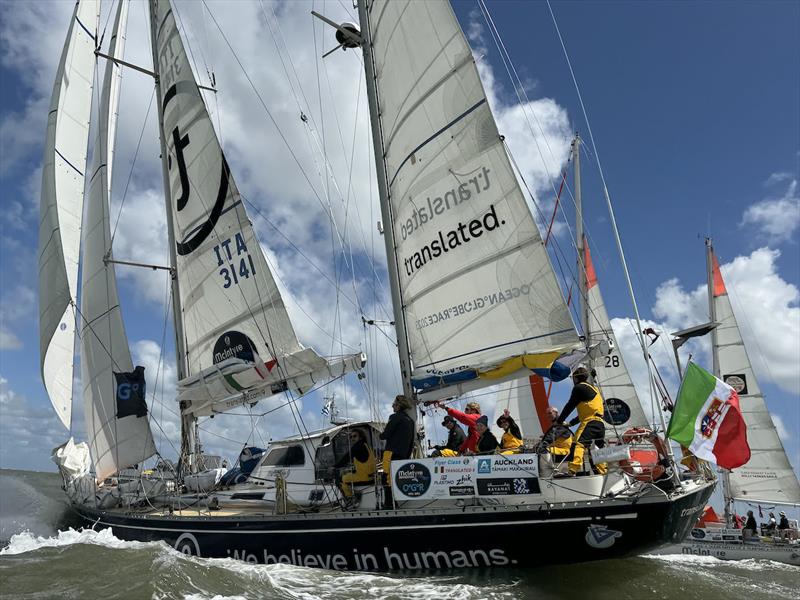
top-left (81, 0), bottom-right (156, 482)
top-left (151, 0), bottom-right (364, 416)
top-left (709, 249), bottom-right (800, 505)
top-left (365, 0), bottom-right (578, 396)
top-left (38, 0), bottom-right (99, 429)
top-left (583, 239), bottom-right (650, 434)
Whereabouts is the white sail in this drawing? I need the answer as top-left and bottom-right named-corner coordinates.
top-left (493, 376), bottom-right (546, 442)
top-left (38, 0), bottom-right (100, 429)
top-left (583, 239), bottom-right (650, 433)
top-left (709, 247), bottom-right (800, 505)
top-left (81, 0), bottom-right (157, 483)
top-left (365, 0), bottom-right (578, 397)
top-left (150, 0), bottom-right (364, 417)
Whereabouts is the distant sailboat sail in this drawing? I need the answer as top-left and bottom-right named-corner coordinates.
top-left (708, 243), bottom-right (800, 505)
top-left (81, 0), bottom-right (157, 482)
top-left (150, 0), bottom-right (364, 416)
top-left (583, 239), bottom-right (650, 433)
top-left (38, 0), bottom-right (100, 429)
top-left (364, 0), bottom-right (578, 398)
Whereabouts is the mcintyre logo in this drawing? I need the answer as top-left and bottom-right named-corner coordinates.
top-left (585, 525), bottom-right (622, 549)
top-left (394, 462), bottom-right (432, 498)
top-left (213, 331), bottom-right (258, 364)
top-left (477, 458), bottom-right (492, 474)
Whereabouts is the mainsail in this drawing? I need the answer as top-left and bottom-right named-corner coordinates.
top-left (38, 0), bottom-right (100, 429)
top-left (707, 242), bottom-right (800, 505)
top-left (150, 0), bottom-right (364, 417)
top-left (81, 0), bottom-right (157, 482)
top-left (363, 0), bottom-right (579, 399)
top-left (583, 239), bottom-right (650, 433)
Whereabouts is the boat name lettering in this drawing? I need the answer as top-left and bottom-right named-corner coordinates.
top-left (415, 283), bottom-right (533, 330)
top-left (227, 546), bottom-right (515, 569)
top-left (399, 167), bottom-right (491, 241)
top-left (213, 232), bottom-right (257, 289)
top-left (402, 203), bottom-right (506, 277)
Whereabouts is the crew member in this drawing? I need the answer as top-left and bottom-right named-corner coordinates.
top-left (335, 428), bottom-right (376, 503)
top-left (557, 365), bottom-right (607, 475)
top-left (431, 415), bottom-right (466, 457)
top-left (536, 406), bottom-right (573, 458)
top-left (496, 409), bottom-right (523, 454)
top-left (380, 395), bottom-right (415, 507)
top-left (434, 400), bottom-right (481, 453)
top-left (474, 415), bottom-right (500, 454)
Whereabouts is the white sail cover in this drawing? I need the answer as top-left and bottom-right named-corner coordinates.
top-left (583, 240), bottom-right (650, 434)
top-left (38, 0), bottom-right (100, 429)
top-left (365, 0), bottom-right (578, 394)
top-left (710, 249), bottom-right (800, 505)
top-left (81, 0), bottom-right (157, 482)
top-left (151, 0), bottom-right (363, 416)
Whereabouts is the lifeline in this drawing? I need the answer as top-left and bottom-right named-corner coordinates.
top-left (402, 203), bottom-right (505, 276)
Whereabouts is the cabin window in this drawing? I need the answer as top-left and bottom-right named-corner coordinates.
top-left (263, 445), bottom-right (305, 467)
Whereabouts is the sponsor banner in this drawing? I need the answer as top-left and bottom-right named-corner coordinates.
top-left (392, 454), bottom-right (541, 501)
top-left (474, 455), bottom-right (541, 496)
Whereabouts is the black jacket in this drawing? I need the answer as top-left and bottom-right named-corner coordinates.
top-left (436, 425), bottom-right (466, 452)
top-left (779, 516), bottom-right (790, 529)
top-left (744, 515), bottom-right (757, 531)
top-left (380, 411), bottom-right (415, 459)
top-left (476, 430), bottom-right (500, 454)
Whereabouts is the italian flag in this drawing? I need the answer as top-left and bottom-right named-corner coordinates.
top-left (668, 362), bottom-right (750, 469)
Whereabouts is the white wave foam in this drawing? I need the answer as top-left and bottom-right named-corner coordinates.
top-left (0, 527), bottom-right (164, 556)
top-left (643, 553), bottom-right (800, 572)
top-left (191, 559), bottom-right (519, 600)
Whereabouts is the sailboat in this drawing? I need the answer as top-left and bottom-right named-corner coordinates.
top-left (42, 0), bottom-right (713, 570)
top-left (655, 239), bottom-right (800, 565)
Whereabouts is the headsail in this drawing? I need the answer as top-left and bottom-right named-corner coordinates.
top-left (38, 0), bottom-right (100, 429)
top-left (150, 0), bottom-right (364, 417)
top-left (364, 0), bottom-right (579, 398)
top-left (583, 239), bottom-right (650, 433)
top-left (493, 376), bottom-right (549, 442)
top-left (81, 0), bottom-right (157, 482)
top-left (708, 243), bottom-right (800, 505)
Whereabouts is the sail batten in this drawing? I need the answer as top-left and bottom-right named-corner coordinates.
top-left (81, 0), bottom-right (157, 482)
top-left (38, 0), bottom-right (100, 429)
top-left (709, 244), bottom-right (800, 505)
top-left (366, 0), bottom-right (578, 395)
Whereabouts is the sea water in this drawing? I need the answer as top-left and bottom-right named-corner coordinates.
top-left (1, 469), bottom-right (797, 600)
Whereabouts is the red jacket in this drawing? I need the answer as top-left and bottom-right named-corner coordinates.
top-left (446, 407), bottom-right (480, 453)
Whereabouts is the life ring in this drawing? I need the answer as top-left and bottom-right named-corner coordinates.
top-left (619, 427), bottom-right (668, 482)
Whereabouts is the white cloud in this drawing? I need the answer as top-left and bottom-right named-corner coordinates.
top-left (0, 285), bottom-right (35, 352)
top-left (740, 176), bottom-right (799, 244)
top-left (0, 330), bottom-right (22, 351)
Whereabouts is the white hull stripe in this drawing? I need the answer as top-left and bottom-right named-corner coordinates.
top-left (93, 513), bottom-right (638, 535)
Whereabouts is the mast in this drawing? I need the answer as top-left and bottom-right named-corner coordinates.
top-left (147, 0), bottom-right (196, 472)
top-left (573, 134), bottom-right (590, 352)
top-left (356, 0), bottom-right (415, 408)
top-left (706, 237), bottom-right (732, 524)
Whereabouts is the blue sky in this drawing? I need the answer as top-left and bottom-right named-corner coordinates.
top-left (1, 0), bottom-right (797, 501)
